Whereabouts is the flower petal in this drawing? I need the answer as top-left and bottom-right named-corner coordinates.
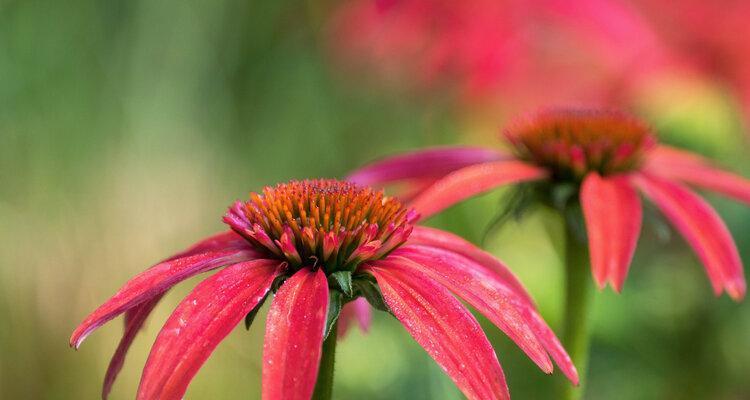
top-left (101, 231), bottom-right (257, 398)
top-left (70, 247), bottom-right (257, 349)
top-left (409, 160), bottom-right (547, 220)
top-left (347, 146), bottom-right (507, 186)
top-left (408, 226), bottom-right (534, 304)
top-left (392, 248), bottom-right (550, 371)
top-left (262, 268), bottom-right (329, 400)
top-left (406, 227), bottom-right (578, 383)
top-left (394, 245), bottom-right (578, 384)
top-left (102, 295), bottom-right (162, 399)
top-left (646, 145), bottom-right (750, 205)
top-left (581, 172), bottom-right (642, 291)
top-left (632, 173), bottom-right (746, 300)
top-left (337, 297), bottom-right (372, 338)
top-left (136, 259), bottom-right (282, 400)
top-left (363, 260), bottom-right (510, 400)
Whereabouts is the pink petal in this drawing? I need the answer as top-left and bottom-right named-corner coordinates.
top-left (70, 247), bottom-right (258, 349)
top-left (632, 173), bottom-right (746, 301)
top-left (521, 306), bottom-right (579, 385)
top-left (392, 249), bottom-right (550, 370)
top-left (581, 173), bottom-right (642, 291)
top-left (409, 160), bottom-right (548, 220)
top-left (102, 295), bottom-right (162, 399)
top-left (363, 260), bottom-right (510, 400)
top-left (337, 297), bottom-right (372, 338)
top-left (262, 268), bottom-right (329, 400)
top-left (406, 227), bottom-right (579, 383)
top-left (408, 226), bottom-right (534, 304)
top-left (101, 231), bottom-right (258, 398)
top-left (646, 145), bottom-right (750, 205)
top-left (136, 259), bottom-right (282, 400)
top-left (394, 245), bottom-right (578, 383)
top-left (347, 146), bottom-right (507, 186)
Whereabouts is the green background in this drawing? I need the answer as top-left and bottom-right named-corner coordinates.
top-left (1, 1), bottom-right (749, 399)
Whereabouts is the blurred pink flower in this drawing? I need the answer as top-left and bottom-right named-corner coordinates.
top-left (328, 0), bottom-right (668, 113)
top-left (630, 0), bottom-right (750, 123)
top-left (350, 109), bottom-right (749, 298)
top-left (71, 179), bottom-right (577, 400)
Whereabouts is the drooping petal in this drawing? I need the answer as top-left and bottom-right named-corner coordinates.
top-left (70, 247), bottom-right (258, 349)
top-left (408, 226), bottom-right (534, 304)
top-left (409, 160), bottom-right (548, 220)
top-left (632, 173), bottom-right (746, 300)
top-left (581, 172), bottom-right (642, 291)
top-left (136, 259), bottom-right (282, 400)
top-left (363, 260), bottom-right (509, 400)
top-left (102, 295), bottom-right (162, 399)
top-left (337, 297), bottom-right (372, 338)
top-left (646, 145), bottom-right (750, 205)
top-left (410, 229), bottom-right (578, 383)
top-left (394, 246), bottom-right (578, 384)
top-left (391, 249), bottom-right (550, 371)
top-left (347, 146), bottom-right (507, 186)
top-left (101, 231), bottom-right (257, 398)
top-left (262, 268), bottom-right (329, 400)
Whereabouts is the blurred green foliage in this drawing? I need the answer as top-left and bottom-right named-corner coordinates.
top-left (1, 1), bottom-right (749, 399)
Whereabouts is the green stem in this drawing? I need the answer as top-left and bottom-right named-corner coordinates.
top-left (560, 225), bottom-right (594, 400)
top-left (312, 323), bottom-right (338, 400)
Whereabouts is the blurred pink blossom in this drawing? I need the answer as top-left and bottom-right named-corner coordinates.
top-left (630, 0), bottom-right (750, 123)
top-left (327, 0), bottom-right (670, 114)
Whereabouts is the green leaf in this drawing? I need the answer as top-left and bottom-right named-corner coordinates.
top-left (244, 293), bottom-right (269, 330)
top-left (354, 278), bottom-right (390, 313)
top-left (324, 291), bottom-right (343, 340)
top-left (330, 271), bottom-right (353, 297)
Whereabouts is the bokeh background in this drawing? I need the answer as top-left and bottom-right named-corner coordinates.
top-left (2, 0), bottom-right (749, 399)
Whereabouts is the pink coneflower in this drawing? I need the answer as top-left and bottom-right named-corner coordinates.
top-left (71, 179), bottom-right (577, 400)
top-left (349, 109), bottom-right (748, 398)
top-left (351, 109), bottom-right (748, 299)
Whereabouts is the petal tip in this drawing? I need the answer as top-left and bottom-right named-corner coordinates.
top-left (727, 281), bottom-right (746, 302)
top-left (70, 332), bottom-right (86, 350)
top-left (566, 365), bottom-right (581, 386)
top-left (541, 362), bottom-right (554, 375)
top-left (593, 276), bottom-right (607, 291)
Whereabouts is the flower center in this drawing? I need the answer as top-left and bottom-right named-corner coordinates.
top-left (502, 109), bottom-right (656, 179)
top-left (224, 179), bottom-right (416, 272)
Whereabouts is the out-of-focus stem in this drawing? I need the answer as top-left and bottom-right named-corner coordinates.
top-left (560, 225), bottom-right (594, 400)
top-left (312, 323), bottom-right (338, 400)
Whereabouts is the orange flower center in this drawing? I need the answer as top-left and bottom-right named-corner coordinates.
top-left (503, 109), bottom-right (656, 179)
top-left (224, 179), bottom-right (416, 271)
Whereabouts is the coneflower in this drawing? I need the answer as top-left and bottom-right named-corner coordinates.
top-left (349, 108), bottom-right (749, 399)
top-left (71, 179), bottom-right (577, 400)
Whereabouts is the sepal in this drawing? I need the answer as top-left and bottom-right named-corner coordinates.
top-left (323, 291), bottom-right (343, 340)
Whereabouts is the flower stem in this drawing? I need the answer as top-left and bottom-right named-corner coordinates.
top-left (560, 226), bottom-right (594, 400)
top-left (312, 323), bottom-right (338, 400)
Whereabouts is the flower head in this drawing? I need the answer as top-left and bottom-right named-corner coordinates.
top-left (71, 179), bottom-right (577, 400)
top-left (223, 180), bottom-right (415, 270)
top-left (504, 110), bottom-right (656, 179)
top-left (350, 108), bottom-right (748, 299)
